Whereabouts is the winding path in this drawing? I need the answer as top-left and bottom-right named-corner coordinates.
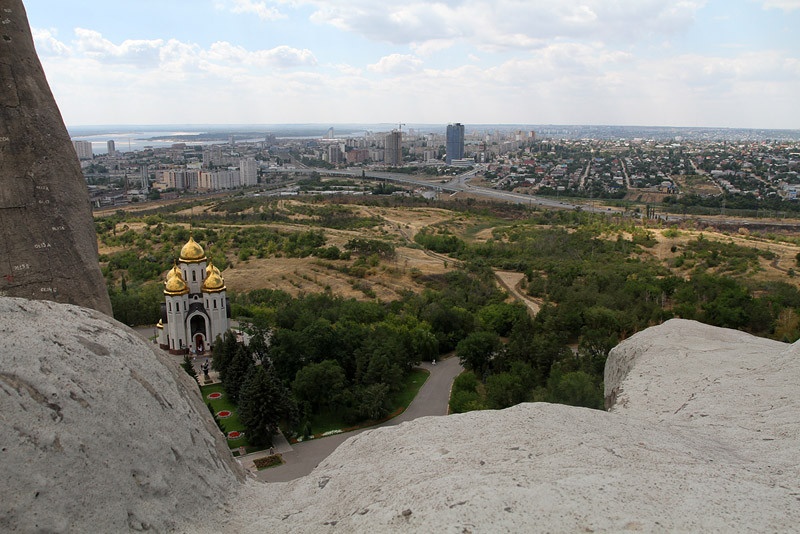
top-left (255, 356), bottom-right (463, 483)
top-left (494, 270), bottom-right (542, 317)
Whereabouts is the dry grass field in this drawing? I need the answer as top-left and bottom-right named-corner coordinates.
top-left (96, 197), bottom-right (800, 304)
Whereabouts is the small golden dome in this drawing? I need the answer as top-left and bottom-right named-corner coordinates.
top-left (180, 236), bottom-right (207, 263)
top-left (164, 269), bottom-right (189, 296)
top-left (156, 319), bottom-right (164, 329)
top-left (167, 264), bottom-right (182, 280)
top-left (202, 266), bottom-right (226, 293)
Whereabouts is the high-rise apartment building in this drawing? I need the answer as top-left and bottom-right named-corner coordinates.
top-left (107, 140), bottom-right (116, 157)
top-left (446, 123), bottom-right (465, 165)
top-left (239, 157), bottom-right (258, 186)
top-left (72, 140), bottom-right (93, 160)
top-left (327, 144), bottom-right (343, 165)
top-left (385, 131), bottom-right (402, 166)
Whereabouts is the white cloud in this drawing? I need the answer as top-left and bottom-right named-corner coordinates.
top-left (215, 0), bottom-right (286, 21)
top-left (367, 54), bottom-right (423, 74)
top-left (207, 42), bottom-right (316, 68)
top-left (759, 0), bottom-right (800, 11)
top-left (303, 0), bottom-right (704, 50)
top-left (31, 29), bottom-right (71, 57)
top-left (333, 63), bottom-right (362, 76)
top-left (37, 29), bottom-right (316, 72)
top-left (74, 28), bottom-right (163, 67)
top-left (410, 39), bottom-right (455, 56)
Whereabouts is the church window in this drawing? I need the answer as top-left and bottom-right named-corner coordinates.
top-left (168, 302), bottom-right (172, 312)
top-left (192, 271), bottom-right (196, 282)
top-left (176, 302), bottom-right (180, 312)
top-left (213, 299), bottom-right (217, 309)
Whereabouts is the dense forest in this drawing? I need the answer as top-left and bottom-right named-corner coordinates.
top-left (96, 195), bottom-right (800, 432)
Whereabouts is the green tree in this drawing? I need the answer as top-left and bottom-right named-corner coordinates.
top-left (456, 331), bottom-right (501, 377)
top-left (223, 345), bottom-right (255, 403)
top-left (211, 330), bottom-right (239, 377)
top-left (449, 389), bottom-right (484, 413)
top-left (449, 371), bottom-right (485, 413)
top-left (476, 302), bottom-right (527, 337)
top-left (353, 383), bottom-right (391, 421)
top-left (238, 365), bottom-right (297, 446)
top-left (181, 355), bottom-right (198, 384)
top-left (421, 303), bottom-right (475, 353)
top-left (363, 353), bottom-right (403, 391)
top-left (485, 372), bottom-right (527, 409)
top-left (545, 370), bottom-right (603, 409)
top-left (292, 360), bottom-right (347, 412)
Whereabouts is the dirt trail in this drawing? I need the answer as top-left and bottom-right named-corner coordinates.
top-left (494, 271), bottom-right (541, 316)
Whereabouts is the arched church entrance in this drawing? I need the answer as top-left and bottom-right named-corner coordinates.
top-left (189, 314), bottom-right (208, 354)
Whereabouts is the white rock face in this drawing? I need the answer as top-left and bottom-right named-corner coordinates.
top-left (0, 297), bottom-right (244, 533)
top-left (2, 299), bottom-right (798, 533)
top-left (228, 318), bottom-right (800, 533)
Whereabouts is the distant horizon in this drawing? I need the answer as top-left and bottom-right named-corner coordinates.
top-left (66, 122), bottom-right (800, 130)
top-left (67, 123), bottom-right (800, 144)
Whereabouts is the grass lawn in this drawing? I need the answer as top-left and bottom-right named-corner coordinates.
top-left (308, 368), bottom-right (430, 436)
top-left (200, 383), bottom-right (249, 449)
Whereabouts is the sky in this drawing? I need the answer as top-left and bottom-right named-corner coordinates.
top-left (22, 0), bottom-right (800, 129)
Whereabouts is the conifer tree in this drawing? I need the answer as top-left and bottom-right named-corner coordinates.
top-left (238, 365), bottom-right (297, 446)
top-left (180, 354), bottom-right (198, 384)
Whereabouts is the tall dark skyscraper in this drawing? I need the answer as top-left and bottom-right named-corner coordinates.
top-left (446, 123), bottom-right (465, 165)
top-left (385, 130), bottom-right (402, 166)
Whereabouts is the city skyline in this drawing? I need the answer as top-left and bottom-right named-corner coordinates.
top-left (24, 0), bottom-right (800, 129)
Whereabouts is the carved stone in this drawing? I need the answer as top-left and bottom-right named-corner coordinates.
top-left (0, 0), bottom-right (112, 315)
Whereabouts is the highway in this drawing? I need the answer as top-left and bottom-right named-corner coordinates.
top-left (262, 166), bottom-right (800, 229)
top-left (263, 166), bottom-right (620, 215)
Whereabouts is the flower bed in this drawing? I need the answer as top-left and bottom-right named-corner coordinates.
top-left (207, 392), bottom-right (222, 400)
top-left (217, 410), bottom-right (232, 419)
top-left (227, 430), bottom-right (245, 440)
top-left (254, 454), bottom-right (283, 470)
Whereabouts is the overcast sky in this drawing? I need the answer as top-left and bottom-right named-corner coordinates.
top-left (23, 0), bottom-right (800, 129)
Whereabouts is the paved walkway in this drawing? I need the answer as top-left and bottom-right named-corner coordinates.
top-left (252, 356), bottom-right (463, 483)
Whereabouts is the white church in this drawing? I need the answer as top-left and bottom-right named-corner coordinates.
top-left (157, 236), bottom-right (230, 355)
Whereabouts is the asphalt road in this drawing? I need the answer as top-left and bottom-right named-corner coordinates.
top-left (256, 356), bottom-right (464, 483)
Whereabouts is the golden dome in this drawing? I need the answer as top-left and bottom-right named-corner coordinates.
top-left (156, 319), bottom-right (164, 329)
top-left (164, 269), bottom-right (189, 296)
top-left (202, 261), bottom-right (226, 293)
top-left (167, 264), bottom-right (182, 280)
top-left (180, 236), bottom-right (207, 263)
